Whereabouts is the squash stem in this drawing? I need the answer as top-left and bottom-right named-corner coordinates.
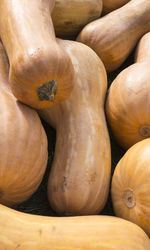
top-left (37, 80), bottom-right (58, 101)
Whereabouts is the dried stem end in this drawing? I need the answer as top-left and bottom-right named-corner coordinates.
top-left (37, 80), bottom-right (58, 101)
top-left (140, 125), bottom-right (150, 137)
top-left (122, 189), bottom-right (136, 208)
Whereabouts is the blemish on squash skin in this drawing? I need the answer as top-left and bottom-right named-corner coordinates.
top-left (62, 176), bottom-right (67, 192)
top-left (64, 21), bottom-right (73, 25)
top-left (0, 189), bottom-right (3, 198)
top-left (52, 226), bottom-right (56, 232)
top-left (15, 244), bottom-right (21, 249)
top-left (53, 186), bottom-right (58, 192)
top-left (39, 229), bottom-right (42, 236)
top-left (88, 172), bottom-right (97, 184)
top-left (18, 57), bottom-right (24, 64)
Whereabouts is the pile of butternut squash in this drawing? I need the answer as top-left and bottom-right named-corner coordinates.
top-left (0, 0), bottom-right (150, 249)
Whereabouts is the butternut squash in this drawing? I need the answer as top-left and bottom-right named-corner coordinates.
top-left (77, 0), bottom-right (150, 72)
top-left (102, 0), bottom-right (130, 15)
top-left (106, 32), bottom-right (150, 149)
top-left (111, 138), bottom-right (150, 237)
top-left (39, 39), bottom-right (111, 215)
top-left (0, 204), bottom-right (150, 249)
top-left (0, 0), bottom-right (75, 109)
top-left (0, 41), bottom-right (48, 207)
top-left (51, 0), bottom-right (103, 39)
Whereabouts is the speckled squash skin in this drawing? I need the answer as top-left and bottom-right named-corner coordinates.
top-left (0, 204), bottom-right (150, 249)
top-left (0, 42), bottom-right (48, 207)
top-left (39, 39), bottom-right (111, 216)
top-left (106, 32), bottom-right (150, 149)
top-left (77, 0), bottom-right (150, 72)
top-left (111, 138), bottom-right (150, 237)
top-left (0, 0), bottom-right (75, 109)
top-left (52, 0), bottom-right (103, 39)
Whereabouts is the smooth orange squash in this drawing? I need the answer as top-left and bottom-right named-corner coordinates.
top-left (0, 0), bottom-right (75, 109)
top-left (77, 0), bottom-right (150, 72)
top-left (111, 138), bottom-right (150, 237)
top-left (39, 39), bottom-right (111, 215)
top-left (0, 204), bottom-right (150, 249)
top-left (106, 32), bottom-right (150, 149)
top-left (51, 0), bottom-right (103, 39)
top-left (102, 0), bottom-right (130, 15)
top-left (0, 41), bottom-right (48, 207)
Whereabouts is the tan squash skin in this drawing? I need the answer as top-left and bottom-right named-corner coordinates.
top-left (0, 42), bottom-right (48, 207)
top-left (77, 0), bottom-right (150, 72)
top-left (39, 39), bottom-right (111, 215)
top-left (51, 0), bottom-right (103, 39)
top-left (0, 204), bottom-right (150, 249)
top-left (0, 0), bottom-right (75, 109)
top-left (102, 0), bottom-right (130, 15)
top-left (106, 32), bottom-right (150, 149)
top-left (135, 32), bottom-right (150, 63)
top-left (111, 138), bottom-right (150, 237)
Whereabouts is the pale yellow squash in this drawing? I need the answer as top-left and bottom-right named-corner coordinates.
top-left (0, 204), bottom-right (150, 249)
